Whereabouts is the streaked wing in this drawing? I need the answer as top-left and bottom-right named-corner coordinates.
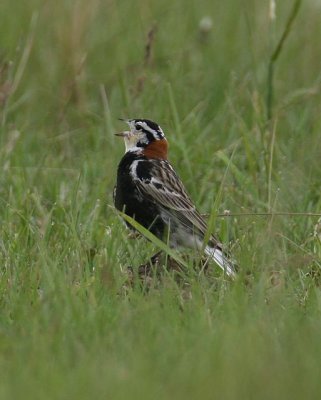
top-left (133, 160), bottom-right (208, 236)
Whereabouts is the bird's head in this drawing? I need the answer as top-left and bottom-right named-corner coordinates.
top-left (115, 118), bottom-right (168, 159)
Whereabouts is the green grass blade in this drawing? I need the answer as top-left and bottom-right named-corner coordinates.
top-left (119, 211), bottom-right (189, 269)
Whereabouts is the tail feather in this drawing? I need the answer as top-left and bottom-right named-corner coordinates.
top-left (204, 245), bottom-right (237, 278)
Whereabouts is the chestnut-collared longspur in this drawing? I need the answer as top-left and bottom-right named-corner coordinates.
top-left (113, 118), bottom-right (236, 278)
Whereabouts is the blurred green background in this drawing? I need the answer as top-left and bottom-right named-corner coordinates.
top-left (0, 0), bottom-right (321, 399)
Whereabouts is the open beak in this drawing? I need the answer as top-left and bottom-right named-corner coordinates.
top-left (114, 130), bottom-right (131, 138)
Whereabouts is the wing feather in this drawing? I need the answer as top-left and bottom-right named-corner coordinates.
top-left (132, 160), bottom-right (209, 236)
top-left (130, 158), bottom-right (235, 276)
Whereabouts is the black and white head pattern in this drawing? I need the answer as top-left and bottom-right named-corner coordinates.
top-left (127, 119), bottom-right (165, 147)
top-left (120, 118), bottom-right (166, 153)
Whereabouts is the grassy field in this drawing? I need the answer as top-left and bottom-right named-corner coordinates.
top-left (0, 0), bottom-right (321, 398)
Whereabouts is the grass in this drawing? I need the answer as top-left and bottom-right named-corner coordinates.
top-left (0, 0), bottom-right (321, 398)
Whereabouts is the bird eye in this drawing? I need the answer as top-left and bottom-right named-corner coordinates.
top-left (135, 124), bottom-right (142, 131)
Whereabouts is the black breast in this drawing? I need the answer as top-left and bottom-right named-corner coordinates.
top-left (113, 152), bottom-right (165, 238)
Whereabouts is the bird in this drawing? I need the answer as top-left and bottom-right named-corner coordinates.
top-left (113, 118), bottom-right (236, 278)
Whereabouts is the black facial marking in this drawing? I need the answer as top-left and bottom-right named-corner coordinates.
top-left (145, 131), bottom-right (155, 142)
top-left (133, 119), bottom-right (157, 130)
top-left (132, 118), bottom-right (164, 140)
top-left (136, 129), bottom-right (155, 148)
top-left (141, 119), bottom-right (160, 131)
